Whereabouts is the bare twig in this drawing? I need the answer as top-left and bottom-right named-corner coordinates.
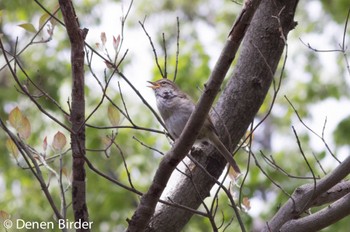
top-left (174, 17), bottom-right (180, 82)
top-left (0, 40), bottom-right (72, 133)
top-left (162, 33), bottom-right (168, 79)
top-left (259, 151), bottom-right (318, 180)
top-left (139, 19), bottom-right (165, 78)
top-left (285, 96), bottom-right (340, 164)
top-left (112, 140), bottom-right (135, 189)
top-left (299, 8), bottom-right (350, 77)
top-left (292, 126), bottom-right (317, 211)
top-left (0, 1), bottom-right (60, 72)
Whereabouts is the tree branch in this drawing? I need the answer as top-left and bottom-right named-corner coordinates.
top-left (126, 1), bottom-right (262, 231)
top-left (58, 1), bottom-right (90, 231)
top-left (280, 192), bottom-right (350, 232)
top-left (263, 155), bottom-right (350, 231)
top-left (311, 180), bottom-right (350, 207)
top-left (146, 0), bottom-right (299, 231)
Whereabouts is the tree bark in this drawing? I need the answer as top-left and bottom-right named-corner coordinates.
top-left (263, 154), bottom-right (350, 231)
top-left (280, 192), bottom-right (350, 232)
top-left (127, 1), bottom-right (262, 231)
top-left (58, 1), bottom-right (90, 231)
top-left (146, 0), bottom-right (299, 231)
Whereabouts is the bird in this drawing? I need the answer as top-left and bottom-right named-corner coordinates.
top-left (148, 78), bottom-right (241, 174)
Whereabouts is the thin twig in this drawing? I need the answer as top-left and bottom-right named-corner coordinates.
top-left (59, 151), bottom-right (67, 219)
top-left (285, 96), bottom-right (340, 164)
top-left (139, 19), bottom-right (165, 78)
top-left (112, 140), bottom-right (135, 189)
top-left (0, 40), bottom-right (72, 133)
top-left (118, 81), bottom-right (132, 123)
top-left (162, 33), bottom-right (168, 79)
top-left (259, 151), bottom-right (318, 180)
top-left (291, 126), bottom-right (318, 212)
top-left (174, 17), bottom-right (180, 82)
top-left (251, 151), bottom-right (295, 204)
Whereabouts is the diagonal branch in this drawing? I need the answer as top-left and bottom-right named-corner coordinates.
top-left (126, 0), bottom-right (262, 231)
top-left (263, 155), bottom-right (350, 231)
top-left (280, 192), bottom-right (350, 232)
top-left (146, 0), bottom-right (300, 230)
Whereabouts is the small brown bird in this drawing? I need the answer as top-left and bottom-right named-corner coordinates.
top-left (148, 78), bottom-right (240, 174)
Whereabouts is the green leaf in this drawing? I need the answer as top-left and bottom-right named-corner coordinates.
top-left (39, 13), bottom-right (50, 29)
top-left (334, 116), bottom-right (350, 146)
top-left (107, 105), bottom-right (120, 126)
top-left (18, 23), bottom-right (37, 33)
top-left (0, 10), bottom-right (3, 24)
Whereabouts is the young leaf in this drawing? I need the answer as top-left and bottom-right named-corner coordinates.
top-left (113, 35), bottom-right (120, 51)
top-left (61, 167), bottom-right (69, 178)
top-left (0, 10), bottom-right (3, 24)
top-left (108, 105), bottom-right (120, 126)
top-left (242, 197), bottom-right (251, 211)
top-left (17, 115), bottom-right (31, 140)
top-left (101, 32), bottom-right (107, 46)
top-left (39, 13), bottom-right (50, 29)
top-left (102, 136), bottom-right (112, 149)
top-left (9, 107), bottom-right (23, 130)
top-left (8, 107), bottom-right (31, 140)
top-left (52, 131), bottom-right (67, 151)
top-left (6, 138), bottom-right (19, 158)
top-left (18, 23), bottom-right (37, 33)
top-left (43, 136), bottom-right (48, 151)
top-left (104, 60), bottom-right (113, 69)
top-left (0, 210), bottom-right (10, 219)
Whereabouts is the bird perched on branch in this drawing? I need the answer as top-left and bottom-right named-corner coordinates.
top-left (148, 78), bottom-right (240, 174)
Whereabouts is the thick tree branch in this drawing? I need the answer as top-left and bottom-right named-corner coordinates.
top-left (263, 155), bottom-right (350, 231)
top-left (126, 1), bottom-right (261, 231)
top-left (280, 192), bottom-right (350, 232)
top-left (146, 0), bottom-right (299, 231)
top-left (311, 180), bottom-right (350, 207)
top-left (58, 1), bottom-right (90, 231)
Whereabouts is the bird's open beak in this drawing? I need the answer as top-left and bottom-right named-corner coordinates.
top-left (147, 81), bottom-right (160, 89)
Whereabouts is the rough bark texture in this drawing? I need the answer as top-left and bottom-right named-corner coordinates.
top-left (280, 192), bottom-right (350, 232)
top-left (146, 0), bottom-right (299, 231)
top-left (263, 153), bottom-right (350, 231)
top-left (127, 1), bottom-right (262, 231)
top-left (58, 1), bottom-right (90, 231)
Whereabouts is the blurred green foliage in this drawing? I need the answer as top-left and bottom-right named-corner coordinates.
top-left (0, 0), bottom-right (349, 232)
